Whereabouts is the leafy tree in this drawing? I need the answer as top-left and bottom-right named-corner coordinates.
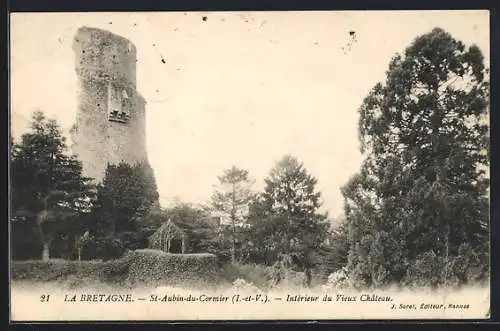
top-left (10, 111), bottom-right (95, 260)
top-left (248, 155), bottom-right (329, 268)
top-left (165, 203), bottom-right (220, 254)
top-left (210, 166), bottom-right (254, 263)
top-left (315, 220), bottom-right (351, 281)
top-left (90, 161), bottom-right (159, 236)
top-left (83, 161), bottom-right (159, 258)
top-left (343, 27), bottom-right (489, 288)
top-left (80, 236), bottom-right (125, 261)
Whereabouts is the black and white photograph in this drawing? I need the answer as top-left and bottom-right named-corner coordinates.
top-left (9, 11), bottom-right (490, 320)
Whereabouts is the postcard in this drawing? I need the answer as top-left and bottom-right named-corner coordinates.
top-left (9, 10), bottom-right (490, 321)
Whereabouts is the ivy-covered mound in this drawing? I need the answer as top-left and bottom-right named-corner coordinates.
top-left (12, 249), bottom-right (220, 289)
top-left (126, 249), bottom-right (219, 288)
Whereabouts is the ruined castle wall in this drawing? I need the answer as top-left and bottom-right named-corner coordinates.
top-left (72, 27), bottom-right (137, 86)
top-left (71, 27), bottom-right (149, 183)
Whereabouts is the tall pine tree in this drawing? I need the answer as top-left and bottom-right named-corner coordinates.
top-left (248, 155), bottom-right (329, 266)
top-left (343, 28), bottom-right (489, 288)
top-left (90, 161), bottom-right (159, 239)
top-left (10, 111), bottom-right (95, 260)
top-left (211, 166), bottom-right (254, 263)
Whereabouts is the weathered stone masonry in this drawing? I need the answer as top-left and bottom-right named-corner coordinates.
top-left (71, 26), bottom-right (151, 183)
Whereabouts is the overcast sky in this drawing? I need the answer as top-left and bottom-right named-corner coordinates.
top-left (10, 11), bottom-right (489, 218)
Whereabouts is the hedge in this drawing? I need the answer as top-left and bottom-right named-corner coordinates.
top-left (220, 263), bottom-right (274, 289)
top-left (11, 249), bottom-right (220, 289)
top-left (11, 258), bottom-right (130, 286)
top-left (126, 249), bottom-right (219, 288)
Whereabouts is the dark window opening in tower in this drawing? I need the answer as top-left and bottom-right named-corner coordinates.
top-left (107, 83), bottom-right (130, 123)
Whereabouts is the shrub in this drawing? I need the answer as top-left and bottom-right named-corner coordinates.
top-left (11, 256), bottom-right (134, 286)
top-left (117, 231), bottom-right (143, 251)
top-left (232, 278), bottom-right (262, 293)
top-left (404, 251), bottom-right (447, 288)
top-left (12, 259), bottom-right (80, 282)
top-left (404, 246), bottom-right (488, 289)
top-left (221, 263), bottom-right (273, 289)
top-left (126, 249), bottom-right (219, 288)
top-left (347, 231), bottom-right (408, 289)
top-left (11, 219), bottom-right (43, 260)
top-left (81, 236), bottom-right (125, 261)
top-left (326, 267), bottom-right (350, 289)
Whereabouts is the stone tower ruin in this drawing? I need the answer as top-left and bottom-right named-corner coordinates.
top-left (71, 26), bottom-right (150, 183)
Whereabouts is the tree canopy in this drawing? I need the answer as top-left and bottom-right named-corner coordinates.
top-left (10, 110), bottom-right (95, 260)
top-left (211, 166), bottom-right (254, 263)
top-left (342, 27), bottom-right (489, 288)
top-left (247, 155), bottom-right (329, 265)
top-left (90, 161), bottom-right (160, 236)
